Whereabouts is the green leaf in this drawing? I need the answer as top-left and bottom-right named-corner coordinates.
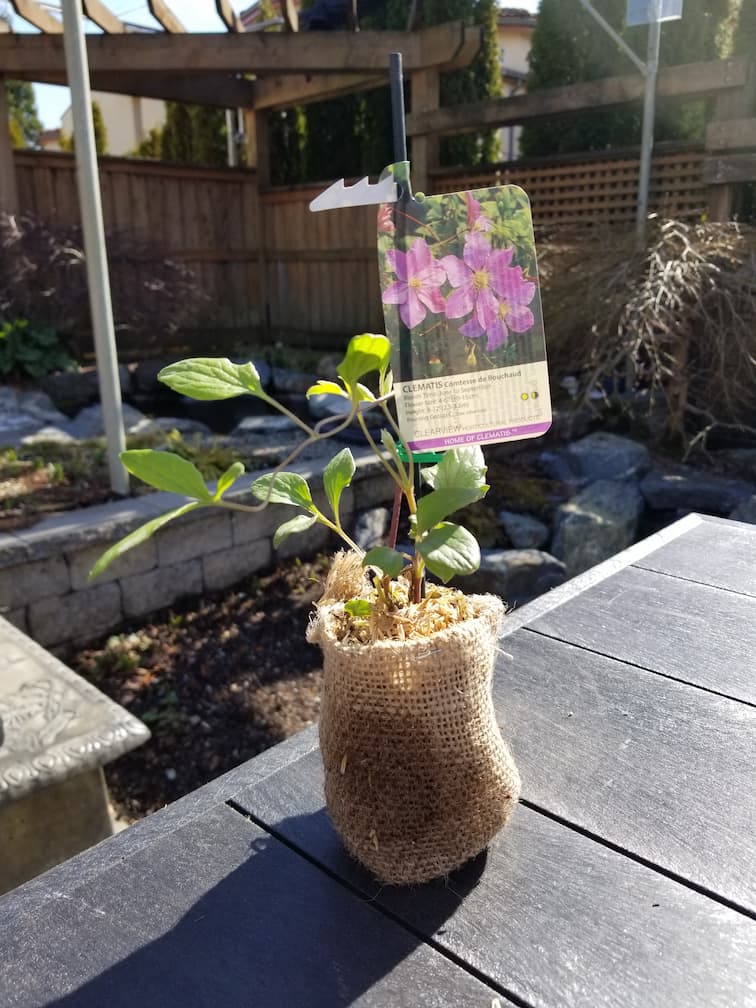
top-left (306, 380), bottom-right (347, 399)
top-left (121, 450), bottom-right (213, 501)
top-left (416, 523), bottom-right (480, 583)
top-left (158, 358), bottom-right (264, 401)
top-left (337, 333), bottom-right (391, 391)
top-left (345, 599), bottom-right (372, 617)
top-left (323, 447), bottom-right (355, 518)
top-left (88, 502), bottom-right (202, 580)
top-left (362, 547), bottom-right (404, 579)
top-left (423, 445), bottom-right (487, 492)
top-left (273, 513), bottom-right (317, 549)
top-left (214, 461), bottom-right (245, 500)
top-left (251, 471), bottom-right (314, 510)
top-left (416, 485), bottom-right (487, 536)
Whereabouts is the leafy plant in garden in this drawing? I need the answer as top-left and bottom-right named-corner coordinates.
top-left (0, 318), bottom-right (77, 380)
top-left (91, 334), bottom-right (489, 607)
top-left (379, 187), bottom-right (540, 379)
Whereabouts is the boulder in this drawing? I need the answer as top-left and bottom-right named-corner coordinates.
top-left (552, 479), bottom-right (644, 577)
top-left (128, 416), bottom-right (213, 439)
top-left (230, 414), bottom-right (300, 437)
top-left (460, 549), bottom-right (567, 606)
top-left (542, 432), bottom-right (650, 487)
top-left (40, 368), bottom-right (130, 416)
top-left (67, 403), bottom-right (149, 440)
top-left (353, 507), bottom-right (391, 551)
top-left (21, 425), bottom-right (77, 447)
top-left (16, 390), bottom-right (68, 426)
top-left (640, 467), bottom-right (754, 515)
top-left (498, 510), bottom-right (549, 549)
top-left (272, 367), bottom-right (318, 395)
top-left (730, 496), bottom-right (756, 525)
top-left (715, 449), bottom-right (756, 483)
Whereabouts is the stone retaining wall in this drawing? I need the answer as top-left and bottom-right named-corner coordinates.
top-left (1, 449), bottom-right (395, 651)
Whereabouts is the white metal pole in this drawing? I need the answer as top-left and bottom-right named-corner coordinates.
top-left (60, 0), bottom-right (128, 495)
top-left (636, 0), bottom-right (662, 245)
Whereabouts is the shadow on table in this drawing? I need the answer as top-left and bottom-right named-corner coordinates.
top-left (45, 808), bottom-right (488, 1008)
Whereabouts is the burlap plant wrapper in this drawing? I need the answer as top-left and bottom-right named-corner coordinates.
top-left (308, 593), bottom-right (520, 885)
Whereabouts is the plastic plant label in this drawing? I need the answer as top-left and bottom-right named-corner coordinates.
top-left (378, 180), bottom-right (551, 453)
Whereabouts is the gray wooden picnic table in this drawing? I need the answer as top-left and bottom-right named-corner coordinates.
top-left (0, 512), bottom-right (754, 1008)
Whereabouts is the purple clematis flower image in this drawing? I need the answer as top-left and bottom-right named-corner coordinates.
top-left (442, 233), bottom-right (536, 351)
top-left (382, 237), bottom-right (446, 330)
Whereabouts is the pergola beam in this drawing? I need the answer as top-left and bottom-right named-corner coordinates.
top-left (8, 0), bottom-right (62, 33)
top-left (0, 21), bottom-right (478, 78)
top-left (253, 71), bottom-right (385, 110)
top-left (81, 0), bottom-right (125, 33)
top-left (146, 0), bottom-right (185, 34)
top-left (215, 0), bottom-right (242, 33)
top-left (10, 69), bottom-right (257, 108)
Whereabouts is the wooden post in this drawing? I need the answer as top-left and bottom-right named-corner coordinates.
top-left (410, 69), bottom-right (439, 196)
top-left (706, 60), bottom-right (756, 222)
top-left (0, 78), bottom-right (19, 214)
top-left (244, 109), bottom-right (271, 189)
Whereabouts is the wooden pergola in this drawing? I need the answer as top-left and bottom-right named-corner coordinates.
top-left (1, 0), bottom-right (480, 206)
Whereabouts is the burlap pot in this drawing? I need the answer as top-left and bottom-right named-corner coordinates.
top-left (308, 593), bottom-right (520, 885)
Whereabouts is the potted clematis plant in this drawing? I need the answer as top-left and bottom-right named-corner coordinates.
top-left (91, 332), bottom-right (521, 885)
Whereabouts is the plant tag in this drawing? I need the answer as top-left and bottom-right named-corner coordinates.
top-left (377, 173), bottom-right (552, 452)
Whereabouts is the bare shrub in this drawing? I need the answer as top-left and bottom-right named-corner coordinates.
top-left (0, 212), bottom-right (208, 359)
top-left (538, 219), bottom-right (756, 451)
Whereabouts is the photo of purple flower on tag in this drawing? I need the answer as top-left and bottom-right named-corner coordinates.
top-left (377, 185), bottom-right (546, 381)
top-left (377, 182), bottom-right (551, 452)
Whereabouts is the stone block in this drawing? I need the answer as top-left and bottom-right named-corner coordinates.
top-left (541, 433), bottom-right (650, 490)
top-left (121, 560), bottom-right (203, 620)
top-left (202, 538), bottom-right (273, 592)
top-left (29, 583), bottom-right (123, 647)
top-left (553, 479), bottom-right (644, 577)
top-left (640, 467), bottom-right (754, 514)
top-left (276, 520), bottom-right (331, 561)
top-left (460, 549), bottom-right (567, 606)
top-left (353, 469), bottom-right (397, 510)
top-left (4, 608), bottom-right (28, 634)
top-left (0, 555), bottom-right (70, 610)
top-left (69, 537), bottom-right (157, 590)
top-left (156, 511), bottom-right (232, 566)
top-left (498, 510), bottom-right (550, 550)
top-left (730, 496), bottom-right (756, 525)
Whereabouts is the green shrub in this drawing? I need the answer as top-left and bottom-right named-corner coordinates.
top-left (0, 318), bottom-right (77, 380)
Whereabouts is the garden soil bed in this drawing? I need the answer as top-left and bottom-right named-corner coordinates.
top-left (66, 553), bottom-right (332, 824)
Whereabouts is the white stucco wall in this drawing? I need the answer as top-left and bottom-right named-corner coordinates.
top-left (61, 94), bottom-right (165, 156)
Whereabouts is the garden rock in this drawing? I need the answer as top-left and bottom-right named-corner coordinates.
top-left (16, 390), bottom-right (67, 426)
top-left (21, 425), bottom-right (77, 446)
top-left (640, 467), bottom-right (754, 515)
top-left (272, 367), bottom-right (317, 395)
top-left (552, 479), bottom-right (643, 576)
top-left (353, 507), bottom-right (390, 551)
top-left (730, 496), bottom-right (756, 525)
top-left (230, 415), bottom-right (300, 437)
top-left (129, 416), bottom-right (213, 439)
top-left (498, 510), bottom-right (549, 549)
top-left (542, 432), bottom-right (650, 487)
top-left (716, 449), bottom-right (756, 483)
top-left (67, 403), bottom-right (149, 440)
top-left (40, 368), bottom-right (129, 416)
top-left (316, 353), bottom-right (341, 381)
top-left (460, 549), bottom-right (567, 606)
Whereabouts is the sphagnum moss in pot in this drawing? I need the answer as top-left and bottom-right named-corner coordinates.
top-left (90, 333), bottom-right (520, 885)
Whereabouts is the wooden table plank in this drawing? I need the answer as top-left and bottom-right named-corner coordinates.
top-left (632, 517), bottom-right (756, 598)
top-left (497, 630), bottom-right (756, 911)
top-left (525, 564), bottom-right (756, 704)
top-left (0, 803), bottom-right (499, 1008)
top-left (231, 748), bottom-right (756, 1008)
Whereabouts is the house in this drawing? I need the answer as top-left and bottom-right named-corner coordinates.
top-left (60, 94), bottom-right (165, 157)
top-left (497, 7), bottom-right (537, 160)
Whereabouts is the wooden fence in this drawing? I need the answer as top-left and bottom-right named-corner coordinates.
top-left (431, 142), bottom-right (707, 228)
